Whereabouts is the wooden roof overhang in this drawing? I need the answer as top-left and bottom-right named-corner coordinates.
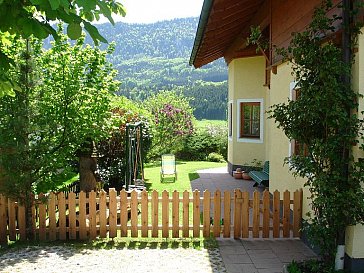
top-left (190, 0), bottom-right (270, 68)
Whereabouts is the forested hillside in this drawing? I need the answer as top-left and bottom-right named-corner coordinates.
top-left (48, 18), bottom-right (227, 119)
top-left (93, 17), bottom-right (228, 120)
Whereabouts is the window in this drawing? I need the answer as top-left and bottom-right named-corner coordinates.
top-left (290, 83), bottom-right (309, 156)
top-left (237, 99), bottom-right (264, 143)
top-left (228, 101), bottom-right (233, 139)
top-left (240, 102), bottom-right (260, 138)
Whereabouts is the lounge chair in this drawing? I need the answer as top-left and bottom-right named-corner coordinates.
top-left (160, 154), bottom-right (177, 183)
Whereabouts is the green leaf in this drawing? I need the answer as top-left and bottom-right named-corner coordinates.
top-left (67, 23), bottom-right (82, 40)
top-left (32, 20), bottom-right (49, 39)
top-left (77, 0), bottom-right (97, 12)
top-left (0, 81), bottom-right (16, 97)
top-left (97, 0), bottom-right (114, 25)
top-left (84, 21), bottom-right (107, 45)
top-left (48, 0), bottom-right (60, 10)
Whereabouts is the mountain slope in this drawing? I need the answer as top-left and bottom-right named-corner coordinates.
top-left (94, 18), bottom-right (228, 120)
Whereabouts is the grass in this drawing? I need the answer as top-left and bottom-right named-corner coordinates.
top-left (194, 119), bottom-right (227, 129)
top-left (143, 160), bottom-right (226, 193)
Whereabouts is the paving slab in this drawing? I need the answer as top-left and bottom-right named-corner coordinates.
top-left (217, 238), bottom-right (317, 273)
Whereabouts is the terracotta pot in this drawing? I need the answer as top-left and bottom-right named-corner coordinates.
top-left (242, 172), bottom-right (252, 180)
top-left (233, 171), bottom-right (242, 179)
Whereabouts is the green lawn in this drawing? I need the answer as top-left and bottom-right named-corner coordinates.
top-left (143, 161), bottom-right (226, 193)
top-left (194, 119), bottom-right (227, 129)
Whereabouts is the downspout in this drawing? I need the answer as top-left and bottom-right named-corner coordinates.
top-left (335, 0), bottom-right (352, 270)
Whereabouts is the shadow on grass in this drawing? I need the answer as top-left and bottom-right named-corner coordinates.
top-left (188, 172), bottom-right (200, 181)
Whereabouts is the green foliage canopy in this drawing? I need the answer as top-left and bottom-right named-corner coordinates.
top-left (0, 29), bottom-right (119, 199)
top-left (0, 0), bottom-right (126, 96)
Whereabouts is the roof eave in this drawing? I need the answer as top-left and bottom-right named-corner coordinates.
top-left (189, 0), bottom-right (214, 68)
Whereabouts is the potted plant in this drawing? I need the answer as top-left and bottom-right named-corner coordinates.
top-left (233, 168), bottom-right (242, 179)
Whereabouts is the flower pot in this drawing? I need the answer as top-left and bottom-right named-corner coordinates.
top-left (242, 172), bottom-right (252, 180)
top-left (233, 171), bottom-right (242, 179)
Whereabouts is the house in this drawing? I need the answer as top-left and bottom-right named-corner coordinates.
top-left (190, 0), bottom-right (364, 271)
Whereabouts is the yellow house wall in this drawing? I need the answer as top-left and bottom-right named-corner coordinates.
top-left (345, 27), bottom-right (364, 259)
top-left (268, 63), bottom-right (311, 217)
top-left (228, 56), bottom-right (268, 167)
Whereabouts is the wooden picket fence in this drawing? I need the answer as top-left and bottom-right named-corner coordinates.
top-left (0, 189), bottom-right (302, 244)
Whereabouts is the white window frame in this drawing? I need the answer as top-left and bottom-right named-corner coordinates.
top-left (237, 98), bottom-right (264, 143)
top-left (228, 100), bottom-right (233, 141)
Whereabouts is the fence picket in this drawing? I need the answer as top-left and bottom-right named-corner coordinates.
top-left (89, 191), bottom-right (97, 239)
top-left (68, 192), bottom-right (77, 240)
top-left (131, 190), bottom-right (138, 238)
top-left (0, 195), bottom-right (7, 244)
top-left (151, 190), bottom-right (158, 238)
top-left (193, 190), bottom-right (200, 237)
top-left (78, 191), bottom-right (87, 240)
top-left (234, 189), bottom-right (242, 238)
top-left (109, 189), bottom-right (117, 238)
top-left (213, 190), bottom-right (221, 237)
top-left (172, 191), bottom-right (179, 238)
top-left (283, 190), bottom-right (290, 238)
top-left (120, 190), bottom-right (128, 237)
top-left (273, 190), bottom-right (280, 238)
top-left (263, 190), bottom-right (270, 238)
top-left (182, 191), bottom-right (189, 237)
top-left (18, 203), bottom-right (26, 241)
top-left (8, 198), bottom-right (16, 241)
top-left (223, 191), bottom-right (231, 238)
top-left (203, 190), bottom-right (211, 237)
top-left (141, 190), bottom-right (148, 237)
top-left (162, 190), bottom-right (169, 238)
top-left (253, 191), bottom-right (260, 238)
top-left (99, 190), bottom-right (107, 238)
top-left (241, 191), bottom-right (249, 238)
top-left (293, 190), bottom-right (303, 237)
top-left (48, 193), bottom-right (57, 241)
top-left (58, 192), bottom-right (66, 240)
top-left (38, 193), bottom-right (46, 241)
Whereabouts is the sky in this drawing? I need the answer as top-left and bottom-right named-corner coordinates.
top-left (103, 0), bottom-right (204, 24)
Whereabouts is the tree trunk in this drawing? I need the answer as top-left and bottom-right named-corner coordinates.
top-left (23, 187), bottom-right (34, 240)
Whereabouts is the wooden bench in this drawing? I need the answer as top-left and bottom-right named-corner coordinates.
top-left (249, 161), bottom-right (269, 187)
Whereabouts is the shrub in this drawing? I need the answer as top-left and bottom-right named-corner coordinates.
top-left (144, 91), bottom-right (194, 159)
top-left (207, 153), bottom-right (225, 163)
top-left (178, 123), bottom-right (227, 161)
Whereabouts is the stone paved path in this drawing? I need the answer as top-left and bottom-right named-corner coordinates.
top-left (218, 238), bottom-right (317, 273)
top-left (0, 245), bottom-right (227, 273)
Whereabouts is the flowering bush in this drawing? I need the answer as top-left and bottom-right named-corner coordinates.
top-left (144, 91), bottom-right (194, 159)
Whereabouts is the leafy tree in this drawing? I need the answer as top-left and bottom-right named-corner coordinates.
top-left (0, 0), bottom-right (125, 96)
top-left (144, 91), bottom-right (194, 159)
top-left (257, 0), bottom-right (364, 268)
top-left (0, 30), bottom-right (119, 239)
